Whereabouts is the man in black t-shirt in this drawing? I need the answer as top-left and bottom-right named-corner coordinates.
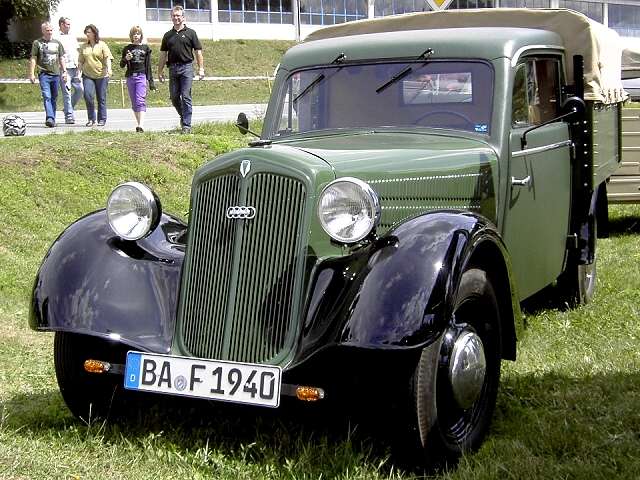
top-left (158, 5), bottom-right (205, 134)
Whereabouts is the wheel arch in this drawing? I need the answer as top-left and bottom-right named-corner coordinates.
top-left (295, 211), bottom-right (521, 366)
top-left (463, 237), bottom-right (521, 361)
top-left (30, 210), bottom-right (187, 354)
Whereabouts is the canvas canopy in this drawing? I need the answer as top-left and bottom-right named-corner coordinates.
top-left (305, 8), bottom-right (627, 104)
top-left (622, 38), bottom-right (640, 79)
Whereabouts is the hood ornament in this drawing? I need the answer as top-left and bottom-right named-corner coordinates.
top-left (240, 160), bottom-right (251, 178)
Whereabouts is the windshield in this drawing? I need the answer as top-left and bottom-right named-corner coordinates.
top-left (269, 60), bottom-right (494, 138)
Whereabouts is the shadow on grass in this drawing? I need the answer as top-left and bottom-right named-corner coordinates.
top-left (518, 207), bottom-right (640, 316)
top-left (519, 284), bottom-right (564, 315)
top-left (0, 388), bottom-right (412, 476)
top-left (607, 213), bottom-right (640, 237)
top-left (2, 370), bottom-right (640, 476)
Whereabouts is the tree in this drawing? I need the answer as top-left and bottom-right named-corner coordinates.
top-left (0, 0), bottom-right (60, 41)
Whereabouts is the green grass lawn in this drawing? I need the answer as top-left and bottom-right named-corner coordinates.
top-left (0, 128), bottom-right (639, 479)
top-left (0, 39), bottom-right (294, 112)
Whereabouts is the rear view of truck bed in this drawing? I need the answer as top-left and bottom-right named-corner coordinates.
top-left (609, 108), bottom-right (640, 203)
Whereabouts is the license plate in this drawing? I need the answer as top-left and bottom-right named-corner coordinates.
top-left (124, 351), bottom-right (281, 408)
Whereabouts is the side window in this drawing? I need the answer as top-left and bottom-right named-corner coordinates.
top-left (512, 64), bottom-right (528, 126)
top-left (512, 58), bottom-right (560, 127)
top-left (533, 59), bottom-right (560, 123)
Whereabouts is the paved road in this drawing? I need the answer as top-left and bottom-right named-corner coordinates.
top-left (1, 104), bottom-right (267, 137)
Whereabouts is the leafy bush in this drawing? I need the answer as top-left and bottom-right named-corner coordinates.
top-left (0, 0), bottom-right (60, 41)
top-left (0, 41), bottom-right (32, 59)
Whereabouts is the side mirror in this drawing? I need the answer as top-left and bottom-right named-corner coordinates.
top-left (235, 112), bottom-right (262, 139)
top-left (521, 96), bottom-right (586, 149)
top-left (561, 96), bottom-right (586, 120)
top-left (236, 112), bottom-right (249, 135)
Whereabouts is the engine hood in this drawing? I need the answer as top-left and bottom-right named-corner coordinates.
top-left (279, 130), bottom-right (497, 177)
top-left (279, 131), bottom-right (499, 229)
top-left (201, 130), bottom-right (498, 235)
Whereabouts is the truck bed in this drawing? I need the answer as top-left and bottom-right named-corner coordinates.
top-left (608, 107), bottom-right (640, 203)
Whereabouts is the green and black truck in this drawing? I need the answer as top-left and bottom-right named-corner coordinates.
top-left (30, 8), bottom-right (626, 464)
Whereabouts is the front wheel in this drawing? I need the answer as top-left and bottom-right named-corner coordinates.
top-left (411, 268), bottom-right (501, 463)
top-left (54, 332), bottom-right (127, 422)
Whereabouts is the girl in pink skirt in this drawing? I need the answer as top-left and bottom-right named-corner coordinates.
top-left (120, 26), bottom-right (156, 132)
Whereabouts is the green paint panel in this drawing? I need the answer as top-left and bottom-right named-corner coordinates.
top-left (284, 131), bottom-right (499, 230)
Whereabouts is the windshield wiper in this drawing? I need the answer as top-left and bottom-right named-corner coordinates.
top-left (293, 73), bottom-right (325, 103)
top-left (375, 48), bottom-right (434, 94)
top-left (375, 66), bottom-right (413, 94)
top-left (292, 53), bottom-right (346, 104)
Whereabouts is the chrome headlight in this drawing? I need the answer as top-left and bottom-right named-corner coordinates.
top-left (106, 182), bottom-right (161, 240)
top-left (318, 178), bottom-right (381, 243)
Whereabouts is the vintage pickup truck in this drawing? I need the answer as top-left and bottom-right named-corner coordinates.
top-left (30, 9), bottom-right (626, 463)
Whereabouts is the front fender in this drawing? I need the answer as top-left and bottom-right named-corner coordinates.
top-left (295, 211), bottom-right (517, 365)
top-left (30, 210), bottom-right (186, 353)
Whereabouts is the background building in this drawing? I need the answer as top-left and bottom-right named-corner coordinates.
top-left (49, 0), bottom-right (640, 41)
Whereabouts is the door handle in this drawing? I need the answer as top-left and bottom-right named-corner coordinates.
top-left (511, 175), bottom-right (531, 187)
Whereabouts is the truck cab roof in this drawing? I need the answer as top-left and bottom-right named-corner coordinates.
top-left (301, 8), bottom-right (626, 104)
top-left (281, 27), bottom-right (564, 71)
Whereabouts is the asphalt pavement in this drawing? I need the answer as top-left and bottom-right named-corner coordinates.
top-left (1, 104), bottom-right (267, 137)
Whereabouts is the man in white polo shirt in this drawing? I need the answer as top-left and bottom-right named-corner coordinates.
top-left (54, 16), bottom-right (83, 124)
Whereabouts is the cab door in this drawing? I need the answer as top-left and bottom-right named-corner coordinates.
top-left (502, 57), bottom-right (572, 300)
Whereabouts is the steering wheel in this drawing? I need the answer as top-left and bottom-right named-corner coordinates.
top-left (414, 110), bottom-right (474, 129)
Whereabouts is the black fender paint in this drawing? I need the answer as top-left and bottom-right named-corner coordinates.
top-left (294, 211), bottom-right (520, 368)
top-left (30, 209), bottom-right (519, 370)
top-left (29, 210), bottom-right (187, 353)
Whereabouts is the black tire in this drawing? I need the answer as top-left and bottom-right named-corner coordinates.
top-left (558, 216), bottom-right (597, 307)
top-left (54, 331), bottom-right (126, 422)
top-left (558, 258), bottom-right (597, 307)
top-left (412, 268), bottom-right (501, 463)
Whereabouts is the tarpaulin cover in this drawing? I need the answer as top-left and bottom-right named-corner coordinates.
top-left (305, 8), bottom-right (626, 104)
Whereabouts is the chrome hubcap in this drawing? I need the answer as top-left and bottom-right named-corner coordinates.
top-left (448, 330), bottom-right (486, 410)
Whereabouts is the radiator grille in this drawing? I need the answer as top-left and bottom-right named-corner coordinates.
top-left (229, 174), bottom-right (306, 363)
top-left (179, 171), bottom-right (306, 364)
top-left (180, 174), bottom-right (240, 360)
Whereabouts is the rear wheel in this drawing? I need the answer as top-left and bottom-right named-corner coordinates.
top-left (559, 259), bottom-right (597, 307)
top-left (54, 332), bottom-right (126, 422)
top-left (558, 216), bottom-right (597, 307)
top-left (411, 268), bottom-right (501, 463)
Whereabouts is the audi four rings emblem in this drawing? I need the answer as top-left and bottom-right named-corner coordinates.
top-left (226, 161), bottom-right (255, 219)
top-left (226, 206), bottom-right (256, 219)
top-left (240, 159), bottom-right (251, 178)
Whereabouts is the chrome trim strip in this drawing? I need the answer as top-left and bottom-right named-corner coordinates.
top-left (512, 140), bottom-right (572, 158)
top-left (511, 45), bottom-right (564, 67)
top-left (368, 172), bottom-right (481, 184)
